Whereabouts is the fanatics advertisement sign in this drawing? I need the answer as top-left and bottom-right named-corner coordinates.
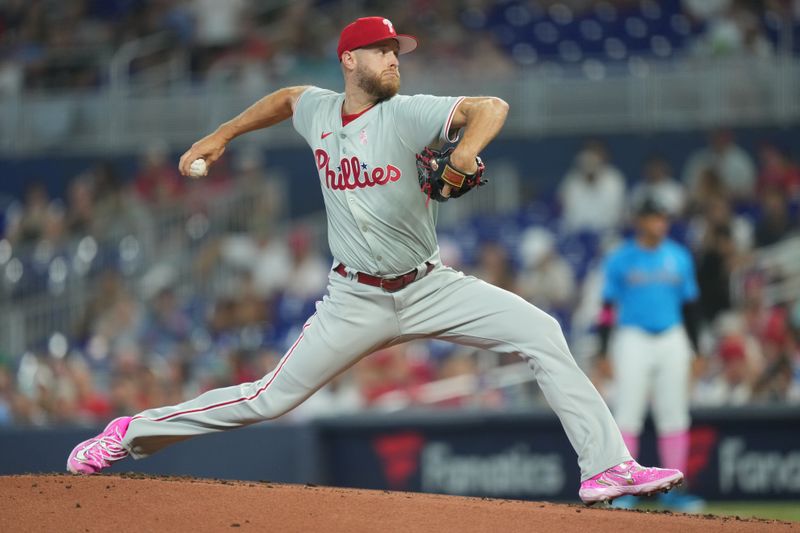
top-left (318, 408), bottom-right (800, 501)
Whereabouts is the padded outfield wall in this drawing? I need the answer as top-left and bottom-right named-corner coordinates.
top-left (1, 407), bottom-right (798, 501)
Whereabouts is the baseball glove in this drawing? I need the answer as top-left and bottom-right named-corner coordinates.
top-left (416, 147), bottom-right (487, 203)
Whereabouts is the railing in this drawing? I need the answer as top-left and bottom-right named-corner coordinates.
top-left (731, 236), bottom-right (800, 307)
top-left (1, 57), bottom-right (798, 155)
top-left (0, 180), bottom-right (319, 355)
top-left (371, 360), bottom-right (536, 411)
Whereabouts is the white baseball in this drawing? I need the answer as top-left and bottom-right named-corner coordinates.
top-left (189, 158), bottom-right (207, 178)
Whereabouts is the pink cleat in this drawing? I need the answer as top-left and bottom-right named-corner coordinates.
top-left (66, 417), bottom-right (132, 475)
top-left (579, 460), bottom-right (683, 505)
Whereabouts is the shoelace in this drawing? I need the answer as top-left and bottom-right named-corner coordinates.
top-left (86, 434), bottom-right (127, 465)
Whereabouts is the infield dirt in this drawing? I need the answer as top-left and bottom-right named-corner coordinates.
top-left (1, 474), bottom-right (796, 532)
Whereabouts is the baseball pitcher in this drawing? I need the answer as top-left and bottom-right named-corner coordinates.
top-left (67, 17), bottom-right (683, 504)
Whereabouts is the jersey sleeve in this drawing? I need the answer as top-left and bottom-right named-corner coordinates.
top-left (601, 251), bottom-right (623, 302)
top-left (391, 94), bottom-right (465, 153)
top-left (678, 247), bottom-right (699, 302)
top-left (292, 86), bottom-right (334, 143)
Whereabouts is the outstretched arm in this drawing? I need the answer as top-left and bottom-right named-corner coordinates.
top-left (178, 85), bottom-right (310, 176)
top-left (447, 96), bottom-right (509, 173)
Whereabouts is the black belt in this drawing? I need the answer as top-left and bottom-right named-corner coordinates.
top-left (334, 262), bottom-right (434, 292)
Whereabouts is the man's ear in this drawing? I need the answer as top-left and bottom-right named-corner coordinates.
top-left (341, 50), bottom-right (356, 71)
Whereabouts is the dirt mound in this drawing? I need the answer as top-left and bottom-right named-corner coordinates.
top-left (1, 474), bottom-right (795, 532)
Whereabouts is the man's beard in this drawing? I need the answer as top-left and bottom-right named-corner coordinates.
top-left (355, 65), bottom-right (400, 101)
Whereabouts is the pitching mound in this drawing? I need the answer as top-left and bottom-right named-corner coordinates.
top-left (1, 475), bottom-right (796, 532)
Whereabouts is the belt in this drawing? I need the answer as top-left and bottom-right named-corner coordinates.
top-left (334, 262), bottom-right (434, 292)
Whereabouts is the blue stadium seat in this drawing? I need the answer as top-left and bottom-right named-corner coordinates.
top-left (484, 0), bottom-right (705, 71)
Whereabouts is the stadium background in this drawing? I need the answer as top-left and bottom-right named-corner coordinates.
top-left (0, 0), bottom-right (798, 521)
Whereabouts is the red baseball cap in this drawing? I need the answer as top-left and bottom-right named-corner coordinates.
top-left (337, 17), bottom-right (417, 60)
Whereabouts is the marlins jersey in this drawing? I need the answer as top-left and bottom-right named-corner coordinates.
top-left (292, 87), bottom-right (464, 275)
top-left (602, 239), bottom-right (698, 333)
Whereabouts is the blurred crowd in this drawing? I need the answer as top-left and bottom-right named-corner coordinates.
top-left (0, 0), bottom-right (797, 95)
top-left (0, 0), bottom-right (798, 428)
top-left (1, 127), bottom-right (799, 428)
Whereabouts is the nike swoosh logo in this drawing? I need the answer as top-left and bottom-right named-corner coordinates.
top-left (613, 471), bottom-right (634, 484)
top-left (321, 132), bottom-right (333, 139)
top-left (75, 445), bottom-right (92, 462)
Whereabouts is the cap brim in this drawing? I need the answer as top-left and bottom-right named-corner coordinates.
top-left (396, 35), bottom-right (417, 55)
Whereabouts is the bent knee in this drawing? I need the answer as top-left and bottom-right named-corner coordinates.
top-left (530, 308), bottom-right (568, 345)
top-left (246, 389), bottom-right (306, 420)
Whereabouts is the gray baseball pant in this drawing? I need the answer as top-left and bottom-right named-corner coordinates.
top-left (122, 263), bottom-right (631, 480)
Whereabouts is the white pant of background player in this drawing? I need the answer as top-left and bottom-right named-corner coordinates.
top-left (122, 255), bottom-right (631, 481)
top-left (610, 326), bottom-right (693, 473)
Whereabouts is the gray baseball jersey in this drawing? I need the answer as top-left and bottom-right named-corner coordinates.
top-left (292, 87), bottom-right (462, 275)
top-left (120, 88), bottom-right (631, 482)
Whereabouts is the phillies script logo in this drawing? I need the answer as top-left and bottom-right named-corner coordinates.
top-left (315, 149), bottom-right (401, 190)
top-left (373, 431), bottom-right (425, 490)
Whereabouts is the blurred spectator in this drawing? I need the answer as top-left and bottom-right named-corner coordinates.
top-left (208, 17), bottom-right (277, 93)
top-left (473, 242), bottom-right (515, 292)
top-left (688, 194), bottom-right (753, 253)
top-left (693, 312), bottom-right (763, 406)
top-left (109, 373), bottom-right (142, 417)
top-left (92, 162), bottom-right (153, 245)
top-left (225, 148), bottom-right (286, 234)
top-left (741, 284), bottom-right (793, 360)
top-left (138, 282), bottom-right (193, 360)
top-left (30, 201), bottom-right (69, 270)
top-left (67, 357), bottom-right (112, 423)
top-left (752, 355), bottom-right (796, 403)
top-left (74, 270), bottom-right (144, 356)
top-left (559, 142), bottom-right (626, 234)
top-left (686, 167), bottom-right (728, 214)
top-left (695, 224), bottom-right (738, 324)
top-left (5, 182), bottom-right (50, 245)
top-left (290, 374), bottom-right (364, 420)
top-left (0, 53), bottom-right (23, 96)
top-left (754, 188), bottom-right (794, 247)
top-left (358, 345), bottom-right (434, 408)
top-left (282, 225), bottom-right (329, 300)
top-left (683, 129), bottom-right (756, 202)
top-left (630, 156), bottom-right (686, 218)
top-left (690, 0), bottom-right (774, 59)
top-left (191, 0), bottom-right (249, 73)
top-left (463, 35), bottom-right (515, 79)
top-left (65, 175), bottom-right (95, 237)
top-left (683, 0), bottom-right (733, 21)
top-left (437, 236), bottom-right (464, 271)
top-left (214, 229), bottom-right (292, 299)
top-left (515, 227), bottom-right (576, 313)
top-left (133, 142), bottom-right (186, 208)
top-left (757, 142), bottom-right (800, 198)
top-left (740, 287), bottom-right (798, 404)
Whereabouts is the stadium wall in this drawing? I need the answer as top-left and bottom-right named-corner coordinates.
top-left (2, 408), bottom-right (798, 501)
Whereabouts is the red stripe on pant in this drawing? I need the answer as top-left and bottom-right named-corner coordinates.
top-left (130, 319), bottom-right (313, 424)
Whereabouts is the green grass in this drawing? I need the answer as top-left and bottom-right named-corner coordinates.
top-left (700, 502), bottom-right (800, 522)
top-left (635, 501), bottom-right (800, 522)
